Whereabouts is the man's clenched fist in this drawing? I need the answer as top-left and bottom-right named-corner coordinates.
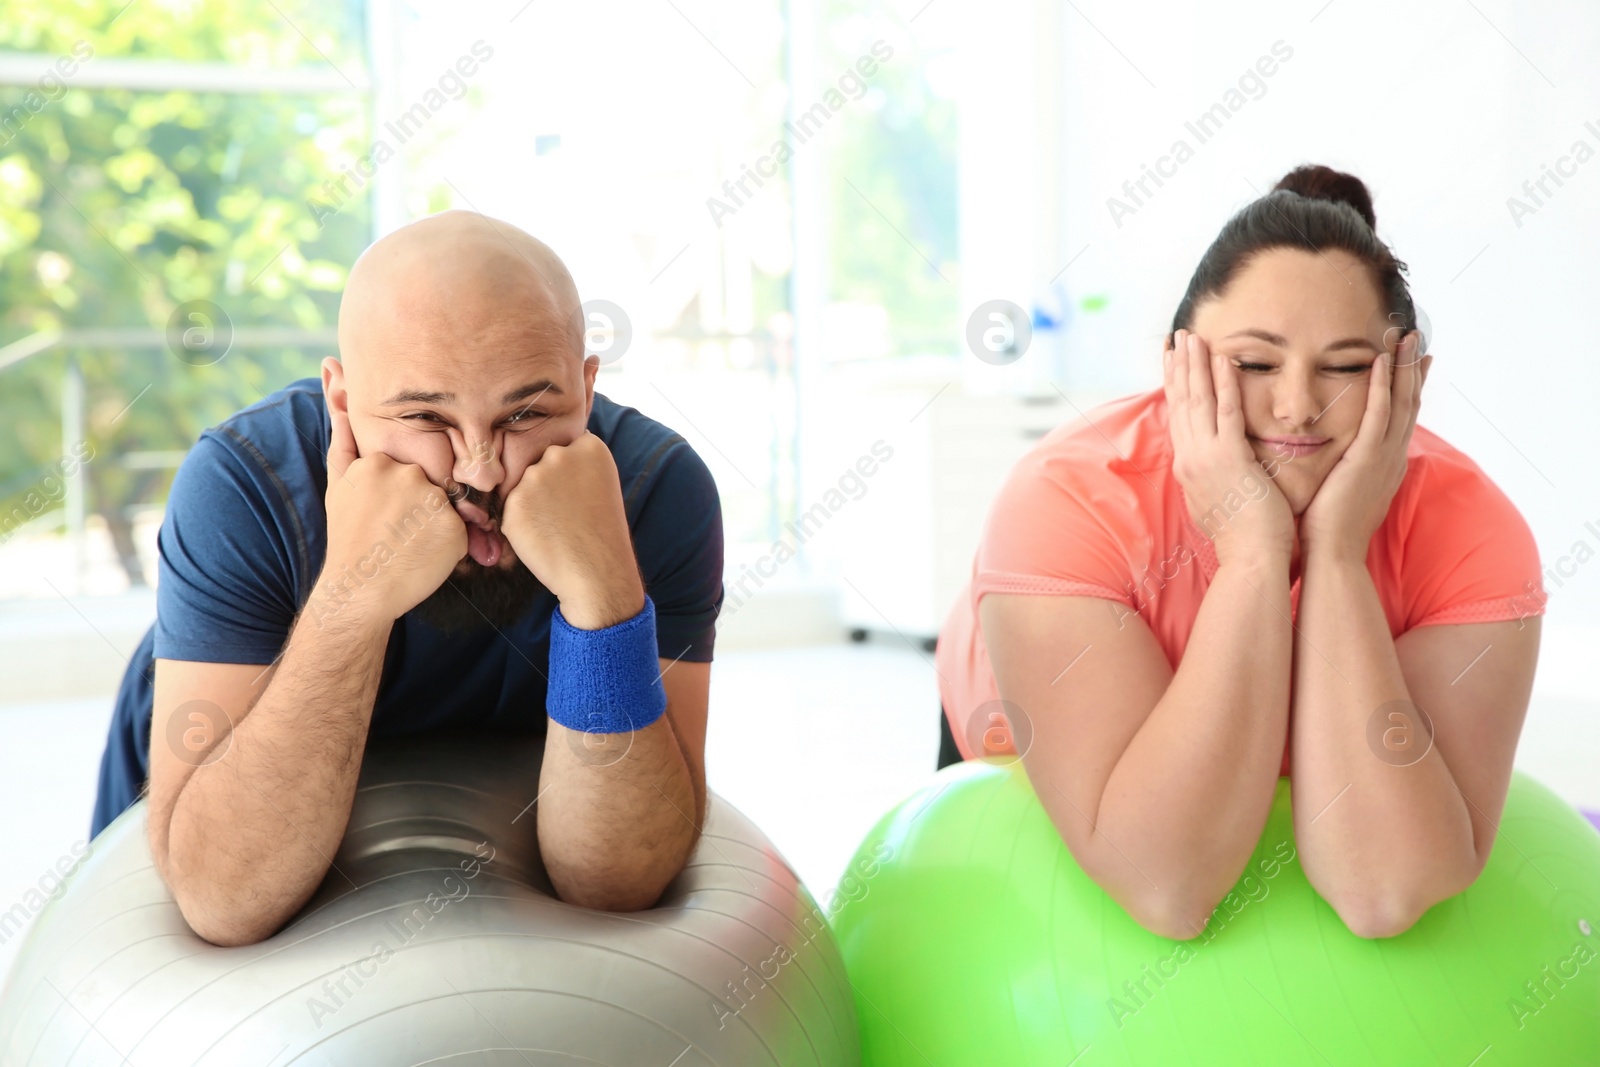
top-left (319, 402), bottom-right (468, 624)
top-left (499, 431), bottom-right (643, 630)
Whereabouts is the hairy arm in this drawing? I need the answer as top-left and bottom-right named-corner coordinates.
top-left (148, 591), bottom-right (392, 946)
top-left (504, 428), bottom-right (713, 912)
top-left (982, 549), bottom-right (1293, 939)
top-left (536, 581), bottom-right (708, 911)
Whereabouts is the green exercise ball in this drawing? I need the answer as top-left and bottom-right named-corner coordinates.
top-left (829, 759), bottom-right (1600, 1066)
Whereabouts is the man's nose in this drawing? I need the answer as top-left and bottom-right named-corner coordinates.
top-left (453, 434), bottom-right (504, 492)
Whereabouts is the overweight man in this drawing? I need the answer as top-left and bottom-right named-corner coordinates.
top-left (91, 211), bottom-right (723, 946)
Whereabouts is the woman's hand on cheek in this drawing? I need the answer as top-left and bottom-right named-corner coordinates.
top-left (1299, 331), bottom-right (1432, 564)
top-left (1164, 328), bottom-right (1295, 566)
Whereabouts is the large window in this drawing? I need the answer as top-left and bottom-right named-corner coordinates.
top-left (0, 0), bottom-right (371, 596)
top-left (0, 0), bottom-right (960, 598)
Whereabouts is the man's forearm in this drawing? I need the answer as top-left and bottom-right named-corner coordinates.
top-left (1096, 553), bottom-right (1293, 937)
top-left (163, 589), bottom-right (391, 945)
top-left (534, 573), bottom-right (701, 911)
top-left (537, 717), bottom-right (700, 911)
top-left (1291, 551), bottom-right (1476, 936)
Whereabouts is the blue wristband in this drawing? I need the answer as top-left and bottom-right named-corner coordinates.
top-left (546, 595), bottom-right (667, 734)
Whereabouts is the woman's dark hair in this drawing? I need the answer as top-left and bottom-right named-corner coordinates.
top-left (1169, 164), bottom-right (1417, 344)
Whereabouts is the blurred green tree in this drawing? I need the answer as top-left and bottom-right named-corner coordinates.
top-left (821, 2), bottom-right (958, 358)
top-left (0, 0), bottom-right (371, 584)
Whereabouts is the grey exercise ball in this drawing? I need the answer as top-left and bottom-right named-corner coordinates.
top-left (0, 731), bottom-right (860, 1065)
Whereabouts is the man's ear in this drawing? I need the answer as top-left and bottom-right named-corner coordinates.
top-left (582, 353), bottom-right (600, 420)
top-left (321, 356), bottom-right (347, 415)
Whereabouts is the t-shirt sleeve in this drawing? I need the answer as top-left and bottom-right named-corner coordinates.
top-left (152, 431), bottom-right (300, 664)
top-left (972, 449), bottom-right (1137, 608)
top-left (636, 444), bottom-right (725, 663)
top-left (1402, 453), bottom-right (1546, 630)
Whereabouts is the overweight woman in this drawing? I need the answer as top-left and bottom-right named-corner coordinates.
top-left (935, 165), bottom-right (1546, 942)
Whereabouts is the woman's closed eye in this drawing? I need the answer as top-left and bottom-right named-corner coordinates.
top-left (1232, 360), bottom-right (1371, 375)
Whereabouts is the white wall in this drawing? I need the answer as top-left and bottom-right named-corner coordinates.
top-left (952, 0), bottom-right (1600, 631)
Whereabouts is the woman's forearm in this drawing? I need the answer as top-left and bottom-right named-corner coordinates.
top-left (1095, 551), bottom-right (1294, 938)
top-left (1290, 550), bottom-right (1477, 937)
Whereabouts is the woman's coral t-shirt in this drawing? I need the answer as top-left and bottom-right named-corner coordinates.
top-left (935, 387), bottom-right (1547, 777)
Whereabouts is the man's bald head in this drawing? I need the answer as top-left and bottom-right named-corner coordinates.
top-left (322, 212), bottom-right (598, 635)
top-left (337, 210), bottom-right (583, 375)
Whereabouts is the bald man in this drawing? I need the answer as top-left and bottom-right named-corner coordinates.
top-left (91, 211), bottom-right (723, 945)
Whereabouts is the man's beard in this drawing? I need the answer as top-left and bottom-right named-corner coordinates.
top-left (406, 482), bottom-right (550, 634)
top-left (407, 559), bottom-right (550, 634)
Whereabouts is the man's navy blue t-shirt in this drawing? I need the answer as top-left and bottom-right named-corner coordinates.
top-left (91, 377), bottom-right (724, 837)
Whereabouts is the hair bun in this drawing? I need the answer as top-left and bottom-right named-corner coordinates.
top-left (1272, 165), bottom-right (1376, 230)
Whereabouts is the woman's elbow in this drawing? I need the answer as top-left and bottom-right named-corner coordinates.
top-left (1132, 889), bottom-right (1421, 942)
top-left (1337, 900), bottom-right (1419, 939)
top-left (1123, 890), bottom-right (1217, 942)
top-left (1321, 864), bottom-right (1476, 940)
top-left (1141, 910), bottom-right (1211, 942)
top-left (1326, 888), bottom-right (1431, 940)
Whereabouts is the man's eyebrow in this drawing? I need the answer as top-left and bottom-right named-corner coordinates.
top-left (380, 380), bottom-right (566, 406)
top-left (1223, 328), bottom-right (1380, 353)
